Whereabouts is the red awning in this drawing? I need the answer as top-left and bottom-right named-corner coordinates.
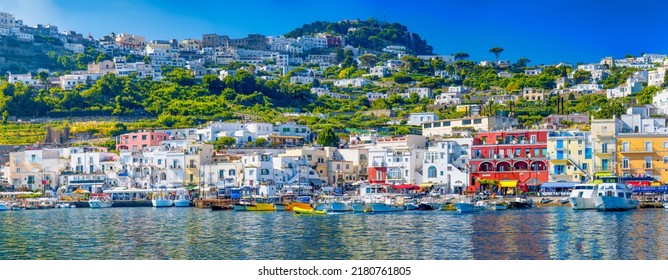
top-left (392, 184), bottom-right (420, 190)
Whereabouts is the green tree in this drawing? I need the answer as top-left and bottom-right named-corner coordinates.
top-left (253, 137), bottom-right (268, 147)
top-left (572, 70), bottom-right (593, 84)
top-left (357, 54), bottom-right (379, 69)
top-left (454, 52), bottom-right (469, 61)
top-left (317, 126), bottom-right (339, 147)
top-left (489, 47), bottom-right (504, 62)
top-left (214, 136), bottom-right (237, 149)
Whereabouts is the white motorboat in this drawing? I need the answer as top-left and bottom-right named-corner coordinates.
top-left (568, 183), bottom-right (598, 210)
top-left (89, 194), bottom-right (113, 208)
top-left (173, 189), bottom-right (190, 207)
top-left (594, 177), bottom-right (639, 211)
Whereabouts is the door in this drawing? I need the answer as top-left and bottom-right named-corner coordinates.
top-left (556, 150), bottom-right (564, 160)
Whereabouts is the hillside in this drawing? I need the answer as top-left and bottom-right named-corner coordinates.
top-left (285, 18), bottom-right (433, 55)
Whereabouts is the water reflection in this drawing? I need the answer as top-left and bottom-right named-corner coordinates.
top-left (2, 207), bottom-right (668, 260)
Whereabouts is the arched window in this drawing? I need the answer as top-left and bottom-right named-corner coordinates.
top-left (228, 169), bottom-right (236, 176)
top-left (428, 166), bottom-right (437, 178)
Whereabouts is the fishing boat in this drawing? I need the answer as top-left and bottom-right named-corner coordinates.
top-left (286, 196), bottom-right (313, 211)
top-left (315, 196), bottom-right (353, 212)
top-left (507, 197), bottom-right (533, 209)
top-left (173, 189), bottom-right (191, 207)
top-left (367, 197), bottom-right (405, 212)
top-left (455, 202), bottom-right (480, 213)
top-left (349, 200), bottom-right (366, 212)
top-left (151, 191), bottom-right (173, 207)
top-left (293, 206), bottom-right (326, 215)
top-left (568, 183), bottom-right (598, 210)
top-left (89, 194), bottom-right (113, 208)
top-left (246, 196), bottom-right (276, 211)
top-left (233, 197), bottom-right (251, 211)
top-left (594, 177), bottom-right (639, 211)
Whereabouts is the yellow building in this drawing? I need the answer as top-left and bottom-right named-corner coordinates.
top-left (547, 131), bottom-right (592, 183)
top-left (590, 118), bottom-right (621, 178)
top-left (184, 143), bottom-right (213, 187)
top-left (617, 133), bottom-right (668, 183)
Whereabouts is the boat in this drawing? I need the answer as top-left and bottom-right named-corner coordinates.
top-left (664, 201), bottom-right (668, 209)
top-left (455, 202), bottom-right (480, 213)
top-left (487, 201), bottom-right (508, 210)
top-left (0, 201), bottom-right (11, 211)
top-left (507, 197), bottom-right (533, 209)
top-left (173, 189), bottom-right (190, 207)
top-left (151, 191), bottom-right (173, 207)
top-left (56, 203), bottom-right (75, 208)
top-left (442, 202), bottom-right (456, 211)
top-left (405, 202), bottom-right (419, 210)
top-left (568, 183), bottom-right (598, 210)
top-left (286, 196), bottom-right (313, 211)
top-left (315, 196), bottom-right (353, 212)
top-left (211, 205), bottom-right (227, 211)
top-left (594, 177), bottom-right (639, 211)
top-left (417, 202), bottom-right (435, 211)
top-left (539, 198), bottom-right (554, 204)
top-left (89, 194), bottom-right (113, 208)
top-left (367, 197), bottom-right (405, 212)
top-left (349, 201), bottom-right (366, 212)
top-left (293, 206), bottom-right (326, 215)
top-left (246, 196), bottom-right (276, 211)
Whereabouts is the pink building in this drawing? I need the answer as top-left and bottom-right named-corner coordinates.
top-left (116, 131), bottom-right (170, 151)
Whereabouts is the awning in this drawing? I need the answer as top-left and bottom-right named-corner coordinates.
top-left (419, 182), bottom-right (435, 188)
top-left (393, 184), bottom-right (420, 190)
top-left (525, 178), bottom-right (541, 186)
top-left (499, 180), bottom-right (518, 188)
top-left (309, 178), bottom-right (324, 186)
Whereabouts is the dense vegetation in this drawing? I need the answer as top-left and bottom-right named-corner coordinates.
top-left (285, 18), bottom-right (433, 55)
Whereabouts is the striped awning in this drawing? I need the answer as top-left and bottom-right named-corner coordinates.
top-left (499, 180), bottom-right (518, 188)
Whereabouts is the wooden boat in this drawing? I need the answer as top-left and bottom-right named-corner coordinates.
top-left (293, 206), bottom-right (326, 215)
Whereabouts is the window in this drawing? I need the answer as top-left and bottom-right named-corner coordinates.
top-left (424, 123), bottom-right (432, 128)
top-left (664, 141), bottom-right (668, 149)
top-left (645, 156), bottom-right (652, 169)
top-left (219, 170), bottom-right (225, 179)
top-left (132, 136), bottom-right (137, 140)
top-left (229, 169), bottom-right (235, 176)
top-left (578, 150), bottom-right (582, 155)
top-left (142, 135), bottom-right (147, 140)
top-left (282, 127), bottom-right (290, 132)
top-left (622, 157), bottom-right (629, 169)
top-left (189, 174), bottom-right (194, 182)
top-left (601, 143), bottom-right (608, 153)
top-left (622, 142), bottom-right (629, 152)
top-left (442, 121), bottom-right (450, 126)
top-left (433, 122), bottom-right (441, 128)
top-left (260, 169), bottom-right (270, 175)
top-left (428, 166), bottom-right (437, 178)
top-left (645, 142), bottom-right (652, 152)
top-left (462, 119), bottom-right (471, 125)
top-left (31, 154), bottom-right (36, 163)
top-left (157, 159), bottom-right (162, 165)
top-left (473, 118), bottom-right (482, 124)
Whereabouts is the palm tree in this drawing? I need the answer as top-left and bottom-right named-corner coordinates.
top-left (489, 47), bottom-right (504, 62)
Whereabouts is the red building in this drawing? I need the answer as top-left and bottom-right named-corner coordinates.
top-left (469, 130), bottom-right (549, 194)
top-left (116, 131), bottom-right (170, 151)
top-left (326, 35), bottom-right (343, 48)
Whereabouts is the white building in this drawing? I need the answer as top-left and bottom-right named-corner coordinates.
top-left (369, 66), bottom-right (390, 78)
top-left (59, 72), bottom-right (102, 90)
top-left (333, 78), bottom-right (371, 88)
top-left (524, 69), bottom-right (543, 76)
top-left (8, 149), bottom-right (67, 191)
top-left (242, 153), bottom-right (274, 186)
top-left (368, 146), bottom-right (423, 185)
top-left (408, 112), bottom-right (439, 126)
top-left (7, 73), bottom-right (40, 86)
top-left (366, 92), bottom-right (389, 101)
top-left (423, 138), bottom-right (472, 193)
top-left (648, 67), bottom-right (666, 87)
top-left (653, 89), bottom-right (668, 116)
top-left (422, 116), bottom-right (518, 137)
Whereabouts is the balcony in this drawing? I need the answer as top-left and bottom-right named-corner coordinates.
top-left (594, 150), bottom-right (613, 157)
top-left (619, 147), bottom-right (656, 154)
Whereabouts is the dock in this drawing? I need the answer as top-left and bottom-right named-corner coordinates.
top-left (194, 199), bottom-right (234, 209)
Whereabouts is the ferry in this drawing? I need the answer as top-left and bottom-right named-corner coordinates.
top-left (568, 183), bottom-right (598, 210)
top-left (594, 176), bottom-right (639, 211)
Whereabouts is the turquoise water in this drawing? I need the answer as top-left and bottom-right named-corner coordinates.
top-left (1, 207), bottom-right (668, 260)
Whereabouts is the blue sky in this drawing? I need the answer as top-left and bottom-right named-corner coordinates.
top-left (3, 0), bottom-right (668, 65)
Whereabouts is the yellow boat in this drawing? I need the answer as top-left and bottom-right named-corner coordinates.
top-left (246, 202), bottom-right (276, 211)
top-left (442, 203), bottom-right (456, 211)
top-left (287, 201), bottom-right (313, 211)
top-left (293, 206), bottom-right (326, 215)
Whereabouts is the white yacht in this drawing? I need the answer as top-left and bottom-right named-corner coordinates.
top-left (568, 183), bottom-right (598, 210)
top-left (89, 194), bottom-right (113, 208)
top-left (594, 177), bottom-right (639, 211)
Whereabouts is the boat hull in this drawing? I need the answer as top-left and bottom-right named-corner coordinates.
top-left (442, 203), bottom-right (456, 211)
top-left (594, 196), bottom-right (639, 211)
top-left (173, 199), bottom-right (190, 207)
top-left (246, 203), bottom-right (276, 211)
top-left (349, 202), bottom-right (365, 212)
top-left (417, 203), bottom-right (435, 211)
top-left (293, 206), bottom-right (326, 215)
top-left (89, 201), bottom-right (113, 208)
top-left (233, 204), bottom-right (248, 211)
top-left (275, 203), bottom-right (289, 211)
top-left (368, 203), bottom-right (405, 212)
top-left (0, 204), bottom-right (10, 211)
top-left (455, 202), bottom-right (479, 213)
top-left (569, 197), bottom-right (596, 210)
top-left (287, 202), bottom-right (312, 211)
top-left (152, 199), bottom-right (173, 207)
top-left (487, 204), bottom-right (507, 210)
top-left (405, 203), bottom-right (419, 211)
